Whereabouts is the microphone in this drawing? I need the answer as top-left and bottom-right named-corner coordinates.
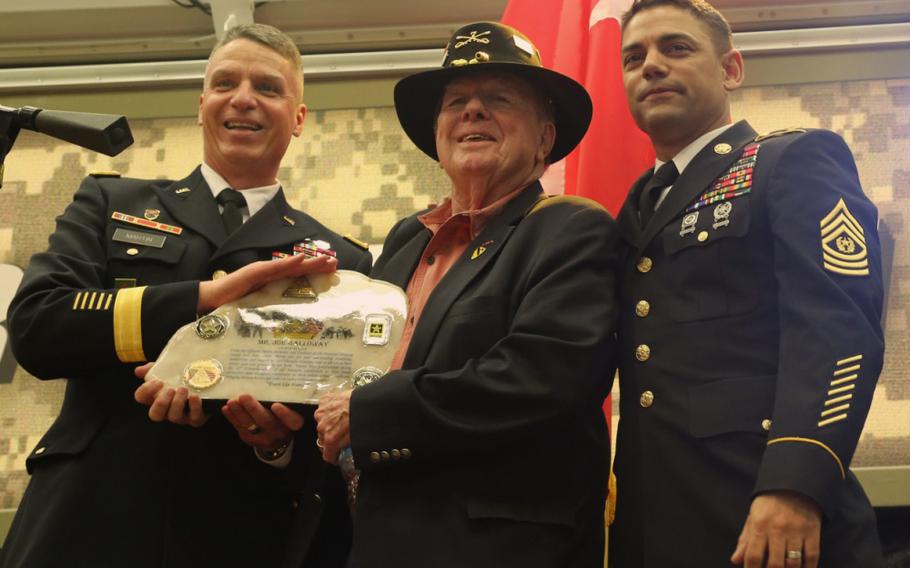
top-left (0, 105), bottom-right (133, 156)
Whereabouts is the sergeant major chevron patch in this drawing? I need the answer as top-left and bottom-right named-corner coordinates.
top-left (820, 198), bottom-right (869, 276)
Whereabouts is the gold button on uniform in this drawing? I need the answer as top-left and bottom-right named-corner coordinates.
top-left (401, 448), bottom-right (412, 460)
top-left (697, 231), bottom-right (709, 242)
top-left (126, 248), bottom-right (139, 256)
top-left (380, 451), bottom-right (391, 462)
top-left (369, 451), bottom-right (381, 463)
top-left (635, 344), bottom-right (651, 362)
top-left (391, 449), bottom-right (401, 460)
top-left (640, 390), bottom-right (655, 408)
top-left (212, 270), bottom-right (228, 280)
top-left (761, 419), bottom-right (772, 432)
top-left (636, 257), bottom-right (653, 273)
top-left (635, 300), bottom-right (651, 317)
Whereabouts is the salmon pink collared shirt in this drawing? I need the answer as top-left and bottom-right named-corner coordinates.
top-left (389, 184), bottom-right (535, 370)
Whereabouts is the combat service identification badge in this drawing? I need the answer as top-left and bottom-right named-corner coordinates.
top-left (820, 198), bottom-right (869, 276)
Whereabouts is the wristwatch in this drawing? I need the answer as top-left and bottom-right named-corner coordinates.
top-left (256, 440), bottom-right (291, 462)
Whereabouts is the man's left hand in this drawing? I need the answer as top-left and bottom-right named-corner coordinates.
top-left (134, 362), bottom-right (208, 427)
top-left (314, 390), bottom-right (353, 465)
top-left (731, 490), bottom-right (822, 568)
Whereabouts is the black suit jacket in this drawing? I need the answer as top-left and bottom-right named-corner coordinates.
top-left (609, 121), bottom-right (885, 567)
top-left (1, 167), bottom-right (371, 568)
top-left (346, 184), bottom-right (619, 568)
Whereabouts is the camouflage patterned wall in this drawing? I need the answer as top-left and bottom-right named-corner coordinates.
top-left (1, 77), bottom-right (909, 509)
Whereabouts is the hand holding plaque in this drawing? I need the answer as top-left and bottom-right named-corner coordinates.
top-left (148, 270), bottom-right (406, 404)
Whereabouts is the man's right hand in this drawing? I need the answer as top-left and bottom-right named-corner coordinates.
top-left (197, 253), bottom-right (337, 313)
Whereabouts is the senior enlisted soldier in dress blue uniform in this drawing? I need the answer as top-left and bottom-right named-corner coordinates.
top-left (609, 1), bottom-right (885, 568)
top-left (313, 21), bottom-right (620, 568)
top-left (1, 23), bottom-right (370, 568)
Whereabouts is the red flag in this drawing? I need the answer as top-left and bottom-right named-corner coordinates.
top-left (502, 0), bottom-right (654, 214)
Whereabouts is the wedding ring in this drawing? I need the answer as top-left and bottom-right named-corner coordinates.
top-left (786, 550), bottom-right (803, 560)
top-left (247, 424), bottom-right (262, 435)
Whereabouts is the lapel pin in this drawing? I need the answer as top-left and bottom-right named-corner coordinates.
top-left (175, 187), bottom-right (191, 195)
top-left (714, 143), bottom-right (733, 155)
top-left (144, 208), bottom-right (160, 221)
top-left (471, 246), bottom-right (486, 260)
top-left (283, 215), bottom-right (296, 226)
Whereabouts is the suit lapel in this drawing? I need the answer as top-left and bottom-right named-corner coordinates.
top-left (403, 184), bottom-right (543, 368)
top-left (639, 120), bottom-right (757, 250)
top-left (616, 170), bottom-right (651, 249)
top-left (154, 166), bottom-right (225, 247)
top-left (210, 188), bottom-right (317, 270)
top-left (375, 227), bottom-right (432, 290)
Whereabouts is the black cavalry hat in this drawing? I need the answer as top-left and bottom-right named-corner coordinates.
top-left (394, 21), bottom-right (593, 163)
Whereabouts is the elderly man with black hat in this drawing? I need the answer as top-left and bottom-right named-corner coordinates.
top-left (312, 21), bottom-right (619, 567)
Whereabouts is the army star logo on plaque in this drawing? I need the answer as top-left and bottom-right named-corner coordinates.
top-left (820, 198), bottom-right (869, 276)
top-left (195, 314), bottom-right (228, 340)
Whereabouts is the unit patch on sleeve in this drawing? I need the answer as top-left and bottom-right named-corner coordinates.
top-left (819, 198), bottom-right (869, 277)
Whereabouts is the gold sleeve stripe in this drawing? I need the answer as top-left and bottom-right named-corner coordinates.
top-left (828, 384), bottom-right (856, 396)
top-left (818, 414), bottom-right (848, 428)
top-left (821, 404), bottom-right (850, 417)
top-left (113, 286), bottom-right (147, 363)
top-left (104, 293), bottom-right (113, 310)
top-left (825, 393), bottom-right (854, 406)
top-left (73, 292), bottom-right (82, 310)
top-left (87, 291), bottom-right (98, 310)
top-left (837, 354), bottom-right (863, 366)
top-left (94, 293), bottom-right (105, 310)
top-left (80, 292), bottom-right (90, 310)
top-left (833, 364), bottom-right (861, 376)
top-left (831, 374), bottom-right (858, 386)
top-left (767, 437), bottom-right (845, 479)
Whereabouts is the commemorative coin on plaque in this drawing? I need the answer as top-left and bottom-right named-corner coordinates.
top-left (148, 270), bottom-right (407, 404)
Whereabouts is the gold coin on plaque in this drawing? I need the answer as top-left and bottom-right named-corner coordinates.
top-left (183, 359), bottom-right (224, 391)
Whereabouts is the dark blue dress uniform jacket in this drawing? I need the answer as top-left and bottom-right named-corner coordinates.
top-left (609, 121), bottom-right (885, 567)
top-left (0, 166), bottom-right (371, 568)
top-left (347, 184), bottom-right (620, 568)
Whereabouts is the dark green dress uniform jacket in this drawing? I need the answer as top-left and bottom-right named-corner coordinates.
top-left (346, 184), bottom-right (620, 568)
top-left (609, 121), bottom-right (885, 567)
top-left (0, 166), bottom-right (371, 568)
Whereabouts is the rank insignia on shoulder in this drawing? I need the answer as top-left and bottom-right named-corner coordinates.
top-left (343, 234), bottom-right (369, 250)
top-left (820, 198), bottom-right (869, 276)
top-left (754, 128), bottom-right (808, 142)
top-left (89, 170), bottom-right (121, 178)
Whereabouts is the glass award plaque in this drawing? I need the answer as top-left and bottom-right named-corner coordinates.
top-left (148, 270), bottom-right (407, 404)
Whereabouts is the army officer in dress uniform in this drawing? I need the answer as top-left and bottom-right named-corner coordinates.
top-left (1, 24), bottom-right (370, 568)
top-left (609, 1), bottom-right (885, 568)
top-left (313, 22), bottom-right (619, 568)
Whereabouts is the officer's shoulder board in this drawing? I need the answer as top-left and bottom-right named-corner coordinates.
top-left (754, 128), bottom-right (808, 143)
top-left (528, 194), bottom-right (606, 216)
top-left (343, 234), bottom-right (370, 251)
top-left (89, 170), bottom-right (122, 178)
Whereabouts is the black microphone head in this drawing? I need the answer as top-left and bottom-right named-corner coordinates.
top-left (33, 110), bottom-right (134, 156)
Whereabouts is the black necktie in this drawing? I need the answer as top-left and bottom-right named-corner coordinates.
top-left (638, 161), bottom-right (679, 227)
top-left (217, 188), bottom-right (247, 235)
